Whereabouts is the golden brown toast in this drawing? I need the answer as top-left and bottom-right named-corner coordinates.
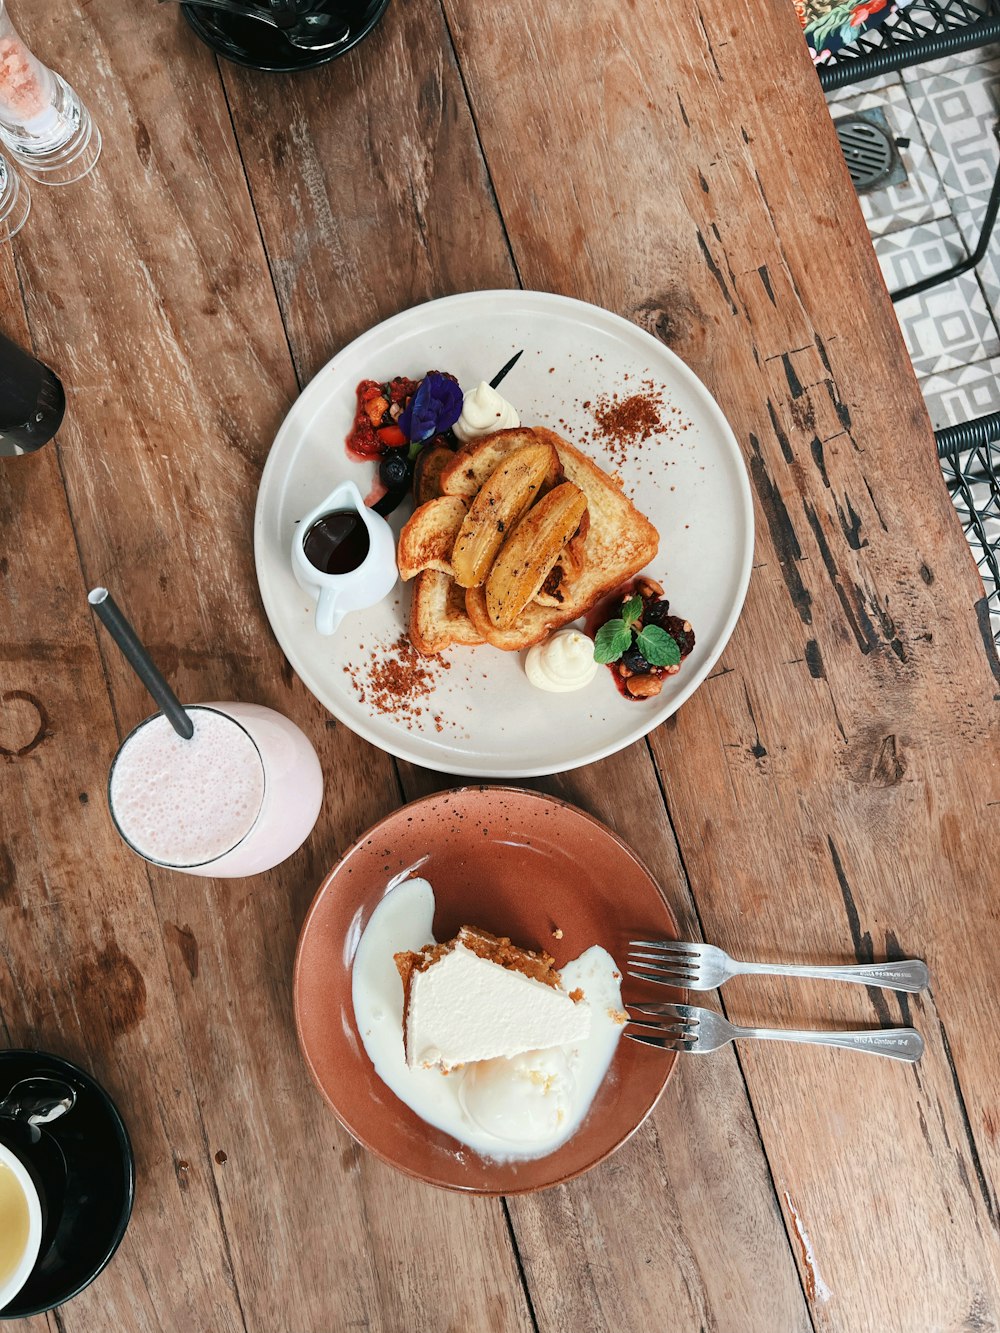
top-left (408, 569), bottom-right (485, 654)
top-left (397, 496), bottom-right (467, 580)
top-left (407, 426), bottom-right (658, 654)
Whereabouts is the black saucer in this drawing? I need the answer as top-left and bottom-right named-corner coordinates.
top-left (181, 0), bottom-right (392, 73)
top-left (0, 1051), bottom-right (134, 1320)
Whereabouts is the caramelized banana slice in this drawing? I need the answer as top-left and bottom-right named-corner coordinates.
top-left (450, 443), bottom-right (557, 589)
top-left (485, 482), bottom-right (588, 628)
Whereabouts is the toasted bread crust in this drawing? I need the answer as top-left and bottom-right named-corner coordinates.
top-left (409, 569), bottom-right (485, 654)
top-left (397, 495), bottom-right (467, 580)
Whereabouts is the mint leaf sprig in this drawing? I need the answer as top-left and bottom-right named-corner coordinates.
top-left (593, 593), bottom-right (681, 669)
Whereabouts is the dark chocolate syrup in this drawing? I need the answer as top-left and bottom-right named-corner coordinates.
top-left (303, 510), bottom-right (370, 575)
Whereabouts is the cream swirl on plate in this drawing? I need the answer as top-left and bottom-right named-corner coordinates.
top-left (453, 381), bottom-right (520, 442)
top-left (524, 629), bottom-right (599, 692)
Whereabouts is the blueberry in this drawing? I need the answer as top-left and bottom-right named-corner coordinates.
top-left (379, 452), bottom-right (412, 489)
top-left (622, 644), bottom-right (651, 674)
top-left (642, 598), bottom-right (672, 629)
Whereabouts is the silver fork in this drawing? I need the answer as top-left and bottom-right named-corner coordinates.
top-left (628, 940), bottom-right (929, 993)
top-left (626, 1003), bottom-right (924, 1062)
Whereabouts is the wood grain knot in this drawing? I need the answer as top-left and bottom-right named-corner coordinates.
top-left (870, 734), bottom-right (906, 787)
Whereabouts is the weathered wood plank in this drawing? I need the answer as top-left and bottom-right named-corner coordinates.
top-left (436, 0), bottom-right (1000, 1326)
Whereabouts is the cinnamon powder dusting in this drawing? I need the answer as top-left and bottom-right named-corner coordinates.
top-left (575, 377), bottom-right (688, 468)
top-left (344, 635), bottom-right (449, 729)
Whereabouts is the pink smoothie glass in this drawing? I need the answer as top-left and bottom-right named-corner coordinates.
top-left (107, 702), bottom-right (323, 878)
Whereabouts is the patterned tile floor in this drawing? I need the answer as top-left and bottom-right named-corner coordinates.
top-left (827, 46), bottom-right (1000, 638)
top-left (828, 46), bottom-right (1000, 426)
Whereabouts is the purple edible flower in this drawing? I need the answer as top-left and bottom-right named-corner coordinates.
top-left (399, 371), bottom-right (463, 444)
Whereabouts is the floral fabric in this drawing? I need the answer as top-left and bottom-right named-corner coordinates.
top-left (796, 0), bottom-right (912, 64)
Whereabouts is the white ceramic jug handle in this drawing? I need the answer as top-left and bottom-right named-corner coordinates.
top-left (315, 587), bottom-right (345, 636)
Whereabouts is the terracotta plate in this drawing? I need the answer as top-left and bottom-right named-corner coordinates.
top-left (293, 787), bottom-right (682, 1193)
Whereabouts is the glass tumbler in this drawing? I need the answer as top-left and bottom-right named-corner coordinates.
top-left (0, 149), bottom-right (27, 240)
top-left (0, 3), bottom-right (101, 184)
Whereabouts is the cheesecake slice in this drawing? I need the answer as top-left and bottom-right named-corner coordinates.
top-left (394, 925), bottom-right (591, 1071)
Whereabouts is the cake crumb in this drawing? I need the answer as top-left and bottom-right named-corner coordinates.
top-left (552, 927), bottom-right (564, 940)
top-left (568, 987), bottom-right (584, 1003)
top-left (608, 1008), bottom-right (629, 1026)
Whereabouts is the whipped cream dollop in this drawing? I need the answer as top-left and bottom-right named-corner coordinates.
top-left (525, 629), bottom-right (599, 692)
top-left (453, 381), bottom-right (520, 442)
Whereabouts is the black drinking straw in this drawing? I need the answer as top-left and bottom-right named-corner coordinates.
top-left (88, 588), bottom-right (194, 740)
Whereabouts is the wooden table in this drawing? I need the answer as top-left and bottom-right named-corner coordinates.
top-left (3, 1), bottom-right (999, 1329)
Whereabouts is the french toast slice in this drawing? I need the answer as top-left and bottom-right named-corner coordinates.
top-left (464, 427), bottom-right (658, 650)
top-left (409, 570), bottom-right (485, 654)
top-left (397, 496), bottom-right (467, 581)
top-left (440, 428), bottom-right (563, 499)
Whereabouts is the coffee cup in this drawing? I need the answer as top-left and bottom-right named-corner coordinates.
top-left (0, 1140), bottom-right (42, 1313)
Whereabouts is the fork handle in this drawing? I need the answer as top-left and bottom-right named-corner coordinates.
top-left (736, 959), bottom-right (928, 993)
top-left (737, 1024), bottom-right (924, 1062)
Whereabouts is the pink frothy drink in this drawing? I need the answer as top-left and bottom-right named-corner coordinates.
top-left (108, 703), bottom-right (323, 877)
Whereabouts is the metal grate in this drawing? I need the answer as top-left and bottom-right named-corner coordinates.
top-left (818, 0), bottom-right (1000, 91)
top-left (937, 415), bottom-right (1000, 644)
top-left (835, 116), bottom-right (897, 189)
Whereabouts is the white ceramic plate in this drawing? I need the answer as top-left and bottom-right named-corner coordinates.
top-left (255, 291), bottom-right (753, 777)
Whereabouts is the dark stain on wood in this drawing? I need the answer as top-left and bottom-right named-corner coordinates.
top-left (0, 691), bottom-right (53, 758)
top-left (166, 922), bottom-right (200, 981)
top-left (802, 501), bottom-right (879, 654)
top-left (828, 836), bottom-right (892, 1026)
top-left (279, 655), bottom-right (294, 691)
top-left (781, 352), bottom-right (803, 399)
top-left (694, 228), bottom-right (737, 316)
top-left (74, 939), bottom-right (147, 1037)
top-left (215, 1149), bottom-right (228, 1165)
top-left (834, 493), bottom-right (867, 551)
top-left (862, 475), bottom-right (889, 532)
top-left (748, 433), bottom-right (813, 625)
top-left (0, 642), bottom-right (88, 665)
top-left (694, 6), bottom-right (724, 80)
top-left (697, 169), bottom-right (709, 193)
top-left (766, 400), bottom-right (794, 464)
top-left (790, 397), bottom-right (816, 434)
top-left (920, 563), bottom-right (935, 585)
top-left (0, 842), bottom-right (15, 904)
top-left (757, 265), bottom-right (775, 306)
top-left (937, 1018), bottom-right (1000, 1230)
top-left (134, 119), bottom-right (151, 169)
top-left (743, 683), bottom-right (767, 760)
top-left (809, 436), bottom-right (829, 487)
top-left (804, 639), bottom-right (824, 679)
top-left (676, 94), bottom-right (689, 127)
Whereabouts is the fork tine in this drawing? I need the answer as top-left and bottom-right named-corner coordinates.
top-left (627, 954), bottom-right (699, 972)
top-left (629, 940), bottom-right (698, 954)
top-left (628, 1003), bottom-right (698, 1022)
top-left (623, 1031), bottom-right (686, 1052)
top-left (626, 967), bottom-right (694, 987)
top-left (624, 1018), bottom-right (691, 1036)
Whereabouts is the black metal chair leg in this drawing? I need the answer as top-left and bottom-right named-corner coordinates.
top-left (891, 123), bottom-right (1000, 302)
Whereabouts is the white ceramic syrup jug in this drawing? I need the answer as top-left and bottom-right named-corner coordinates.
top-left (291, 480), bottom-right (398, 635)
